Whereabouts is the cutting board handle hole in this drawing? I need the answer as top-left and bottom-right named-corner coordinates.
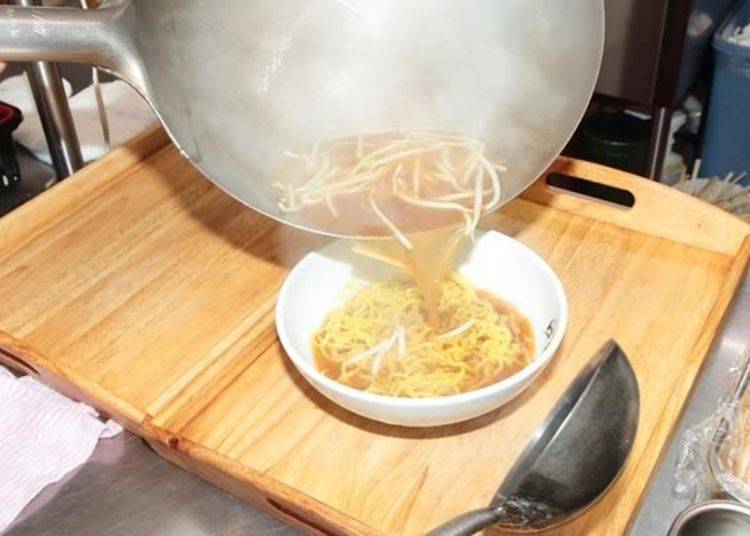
top-left (0, 348), bottom-right (40, 376)
top-left (266, 498), bottom-right (341, 536)
top-left (546, 173), bottom-right (636, 209)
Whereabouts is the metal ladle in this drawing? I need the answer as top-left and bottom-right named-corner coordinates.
top-left (0, 0), bottom-right (603, 239)
top-left (429, 340), bottom-right (640, 535)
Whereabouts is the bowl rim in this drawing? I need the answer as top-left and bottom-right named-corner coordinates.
top-left (276, 229), bottom-right (568, 408)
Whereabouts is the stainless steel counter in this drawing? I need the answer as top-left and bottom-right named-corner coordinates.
top-left (632, 272), bottom-right (750, 534)
top-left (6, 432), bottom-right (299, 536)
top-left (4, 274), bottom-right (749, 536)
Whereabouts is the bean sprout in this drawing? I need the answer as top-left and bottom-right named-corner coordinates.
top-left (274, 130), bottom-right (507, 243)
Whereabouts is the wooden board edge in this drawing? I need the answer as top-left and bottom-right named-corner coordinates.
top-left (0, 320), bottom-right (383, 536)
top-left (0, 329), bottom-right (148, 431)
top-left (145, 430), bottom-right (380, 536)
top-left (522, 157), bottom-right (750, 256)
top-left (0, 327), bottom-right (354, 534)
top-left (0, 126), bottom-right (170, 257)
top-left (617, 235), bottom-right (750, 532)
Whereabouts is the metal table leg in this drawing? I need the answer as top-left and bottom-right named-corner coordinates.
top-left (11, 0), bottom-right (83, 180)
top-left (646, 106), bottom-right (671, 180)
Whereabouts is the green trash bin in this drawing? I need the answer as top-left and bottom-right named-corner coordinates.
top-left (571, 113), bottom-right (650, 175)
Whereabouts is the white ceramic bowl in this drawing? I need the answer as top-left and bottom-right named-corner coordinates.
top-left (276, 230), bottom-right (568, 427)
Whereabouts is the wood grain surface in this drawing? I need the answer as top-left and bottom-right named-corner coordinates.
top-left (0, 127), bottom-right (748, 535)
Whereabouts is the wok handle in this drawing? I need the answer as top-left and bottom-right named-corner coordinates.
top-left (426, 507), bottom-right (504, 536)
top-left (0, 4), bottom-right (142, 90)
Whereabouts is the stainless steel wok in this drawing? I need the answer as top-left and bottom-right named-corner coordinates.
top-left (0, 1), bottom-right (604, 237)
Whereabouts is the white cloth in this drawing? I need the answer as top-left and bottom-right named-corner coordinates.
top-left (0, 366), bottom-right (122, 531)
top-left (0, 74), bottom-right (156, 165)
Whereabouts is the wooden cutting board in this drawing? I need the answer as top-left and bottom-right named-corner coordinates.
top-left (1, 127), bottom-right (748, 535)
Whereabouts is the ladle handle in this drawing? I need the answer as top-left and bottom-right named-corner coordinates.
top-left (426, 506), bottom-right (504, 536)
top-left (0, 4), bottom-right (142, 90)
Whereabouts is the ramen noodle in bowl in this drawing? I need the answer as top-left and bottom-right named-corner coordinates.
top-left (276, 130), bottom-right (535, 398)
top-left (312, 273), bottom-right (535, 398)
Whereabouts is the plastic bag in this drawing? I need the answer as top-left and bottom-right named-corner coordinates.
top-left (673, 350), bottom-right (750, 502)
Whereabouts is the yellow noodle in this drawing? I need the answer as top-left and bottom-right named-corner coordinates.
top-left (312, 274), bottom-right (534, 398)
